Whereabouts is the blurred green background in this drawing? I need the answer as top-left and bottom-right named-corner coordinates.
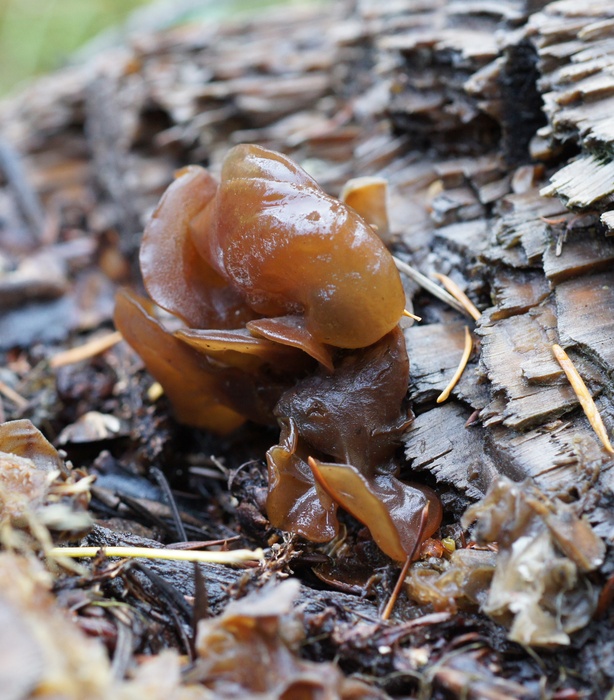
top-left (0, 0), bottom-right (307, 95)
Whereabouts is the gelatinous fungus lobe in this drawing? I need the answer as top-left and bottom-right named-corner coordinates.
top-left (268, 328), bottom-right (442, 561)
top-left (114, 144), bottom-right (441, 560)
top-left (115, 144), bottom-right (407, 432)
top-left (190, 144), bottom-right (406, 352)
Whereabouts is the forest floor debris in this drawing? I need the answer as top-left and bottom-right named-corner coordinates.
top-left (0, 0), bottom-right (614, 697)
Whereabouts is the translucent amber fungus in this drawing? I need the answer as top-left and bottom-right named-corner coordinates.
top-left (115, 145), bottom-right (441, 561)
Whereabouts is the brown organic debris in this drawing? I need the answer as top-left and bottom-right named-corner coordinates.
top-left (187, 579), bottom-right (386, 699)
top-left (49, 330), bottom-right (123, 369)
top-left (0, 420), bottom-right (92, 547)
top-left (462, 477), bottom-right (605, 646)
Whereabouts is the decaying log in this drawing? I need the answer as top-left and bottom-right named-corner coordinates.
top-left (404, 401), bottom-right (498, 499)
top-left (479, 301), bottom-right (578, 429)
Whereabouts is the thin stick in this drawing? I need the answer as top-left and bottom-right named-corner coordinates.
top-left (437, 326), bottom-right (473, 403)
top-left (0, 137), bottom-right (45, 244)
top-left (392, 257), bottom-right (467, 316)
top-left (403, 309), bottom-right (422, 322)
top-left (48, 546), bottom-right (264, 564)
top-left (552, 344), bottom-right (614, 454)
top-left (432, 273), bottom-right (481, 321)
top-left (165, 536), bottom-right (240, 550)
top-left (541, 216), bottom-right (568, 225)
top-left (382, 554), bottom-right (412, 621)
top-left (382, 503), bottom-right (430, 621)
top-left (0, 378), bottom-right (29, 410)
top-left (150, 466), bottom-right (188, 543)
top-left (50, 331), bottom-right (123, 368)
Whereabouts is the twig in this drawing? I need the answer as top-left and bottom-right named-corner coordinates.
top-left (552, 344), bottom-right (614, 454)
top-left (50, 331), bottom-right (123, 368)
top-left (0, 378), bottom-right (29, 410)
top-left (432, 273), bottom-right (481, 321)
top-left (150, 466), bottom-right (188, 543)
top-left (382, 553), bottom-right (413, 622)
top-left (129, 563), bottom-right (194, 660)
top-left (437, 326), bottom-right (473, 403)
top-left (382, 503), bottom-right (430, 621)
top-left (392, 257), bottom-right (467, 316)
top-left (110, 620), bottom-right (133, 681)
top-left (165, 536), bottom-right (240, 550)
top-left (0, 137), bottom-right (45, 244)
top-left (48, 546), bottom-right (264, 564)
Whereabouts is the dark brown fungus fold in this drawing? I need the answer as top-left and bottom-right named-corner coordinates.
top-left (175, 326), bottom-right (312, 375)
top-left (266, 418), bottom-right (338, 543)
top-left (309, 459), bottom-right (441, 562)
top-left (114, 144), bottom-right (442, 561)
top-left (246, 315), bottom-right (334, 370)
top-left (115, 288), bottom-right (246, 434)
top-left (190, 144), bottom-right (406, 351)
top-left (267, 328), bottom-right (442, 559)
top-left (273, 327), bottom-right (410, 469)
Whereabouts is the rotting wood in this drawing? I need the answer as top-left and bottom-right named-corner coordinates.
top-left (556, 271), bottom-right (614, 371)
top-left (485, 413), bottom-right (614, 495)
top-left (489, 268), bottom-right (550, 320)
top-left (542, 221), bottom-right (614, 285)
top-left (404, 321), bottom-right (468, 405)
top-left (404, 401), bottom-right (498, 500)
top-left (478, 302), bottom-right (579, 429)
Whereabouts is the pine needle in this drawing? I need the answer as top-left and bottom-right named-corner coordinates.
top-left (382, 553), bottom-right (412, 621)
top-left (552, 344), bottom-right (614, 454)
top-left (437, 326), bottom-right (473, 403)
top-left (432, 273), bottom-right (481, 321)
top-left (0, 378), bottom-right (28, 409)
top-left (403, 309), bottom-right (422, 322)
top-left (392, 256), bottom-right (467, 316)
top-left (48, 546), bottom-right (265, 564)
top-left (381, 503), bottom-right (431, 621)
top-left (50, 331), bottom-right (123, 368)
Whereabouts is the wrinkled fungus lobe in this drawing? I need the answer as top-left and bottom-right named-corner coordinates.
top-left (115, 144), bottom-right (441, 560)
top-left (266, 328), bottom-right (442, 560)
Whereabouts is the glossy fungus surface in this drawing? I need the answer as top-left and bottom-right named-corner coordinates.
top-left (267, 328), bottom-right (442, 560)
top-left (190, 144), bottom-right (406, 350)
top-left (115, 145), bottom-right (440, 561)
